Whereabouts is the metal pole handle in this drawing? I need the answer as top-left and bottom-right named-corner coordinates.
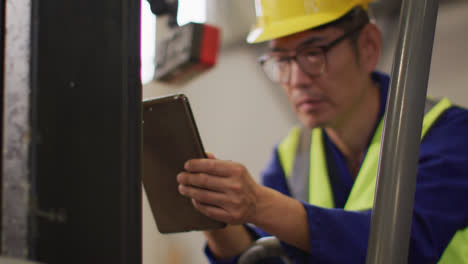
top-left (366, 0), bottom-right (440, 263)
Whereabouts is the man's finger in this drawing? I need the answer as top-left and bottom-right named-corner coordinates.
top-left (177, 172), bottom-right (229, 192)
top-left (184, 158), bottom-right (239, 177)
top-left (192, 199), bottom-right (231, 223)
top-left (205, 152), bottom-right (216, 159)
top-left (178, 184), bottom-right (229, 206)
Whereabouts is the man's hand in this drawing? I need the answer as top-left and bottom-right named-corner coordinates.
top-left (178, 153), bottom-right (311, 255)
top-left (177, 155), bottom-right (260, 225)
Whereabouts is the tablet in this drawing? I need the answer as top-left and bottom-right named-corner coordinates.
top-left (142, 94), bottom-right (226, 233)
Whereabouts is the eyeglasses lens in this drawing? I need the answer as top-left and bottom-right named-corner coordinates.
top-left (297, 47), bottom-right (326, 77)
top-left (262, 58), bottom-right (291, 84)
top-left (261, 48), bottom-right (326, 84)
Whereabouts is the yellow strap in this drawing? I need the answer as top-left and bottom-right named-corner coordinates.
top-left (345, 97), bottom-right (452, 210)
top-left (439, 229), bottom-right (468, 263)
top-left (278, 126), bottom-right (301, 178)
top-left (309, 129), bottom-right (334, 208)
top-left (421, 97), bottom-right (451, 137)
top-left (344, 119), bottom-right (384, 211)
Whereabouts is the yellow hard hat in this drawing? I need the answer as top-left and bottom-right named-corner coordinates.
top-left (247, 0), bottom-right (373, 43)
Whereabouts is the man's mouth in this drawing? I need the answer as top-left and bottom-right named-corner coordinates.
top-left (296, 98), bottom-right (325, 112)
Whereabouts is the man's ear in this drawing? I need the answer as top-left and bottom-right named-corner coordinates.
top-left (357, 23), bottom-right (382, 73)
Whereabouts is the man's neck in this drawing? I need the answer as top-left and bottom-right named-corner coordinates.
top-left (324, 78), bottom-right (381, 177)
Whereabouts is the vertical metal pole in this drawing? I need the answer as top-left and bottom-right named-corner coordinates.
top-left (1, 0), bottom-right (32, 258)
top-left (366, 0), bottom-right (439, 263)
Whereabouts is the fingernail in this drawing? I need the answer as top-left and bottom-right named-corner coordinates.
top-left (178, 184), bottom-right (185, 194)
top-left (184, 161), bottom-right (190, 170)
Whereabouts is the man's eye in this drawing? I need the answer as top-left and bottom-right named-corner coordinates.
top-left (304, 51), bottom-right (320, 57)
top-left (276, 57), bottom-right (292, 62)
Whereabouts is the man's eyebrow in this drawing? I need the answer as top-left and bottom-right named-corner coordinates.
top-left (269, 47), bottom-right (288, 52)
top-left (299, 36), bottom-right (325, 46)
top-left (269, 36), bottom-right (325, 52)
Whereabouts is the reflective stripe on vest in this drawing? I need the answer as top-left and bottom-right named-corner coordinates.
top-left (277, 97), bottom-right (468, 262)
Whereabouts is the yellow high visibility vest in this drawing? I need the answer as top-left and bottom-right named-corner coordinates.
top-left (277, 98), bottom-right (468, 263)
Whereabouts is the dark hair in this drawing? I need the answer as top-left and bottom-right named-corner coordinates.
top-left (315, 6), bottom-right (370, 55)
top-left (318, 6), bottom-right (370, 32)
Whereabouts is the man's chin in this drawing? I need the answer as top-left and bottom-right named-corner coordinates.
top-left (300, 117), bottom-right (326, 130)
top-left (298, 110), bottom-right (331, 129)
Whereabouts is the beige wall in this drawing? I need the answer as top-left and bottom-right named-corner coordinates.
top-left (377, 1), bottom-right (468, 107)
top-left (427, 1), bottom-right (468, 106)
top-left (141, 1), bottom-right (468, 263)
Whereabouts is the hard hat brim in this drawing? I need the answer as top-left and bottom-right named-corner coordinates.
top-left (247, 2), bottom-right (367, 44)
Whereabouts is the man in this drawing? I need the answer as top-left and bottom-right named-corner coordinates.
top-left (176, 0), bottom-right (468, 263)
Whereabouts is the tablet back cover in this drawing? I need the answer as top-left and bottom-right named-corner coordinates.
top-left (142, 94), bottom-right (225, 233)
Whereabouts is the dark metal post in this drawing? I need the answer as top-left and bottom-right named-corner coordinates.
top-left (29, 0), bottom-right (142, 262)
top-left (366, 0), bottom-right (440, 263)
